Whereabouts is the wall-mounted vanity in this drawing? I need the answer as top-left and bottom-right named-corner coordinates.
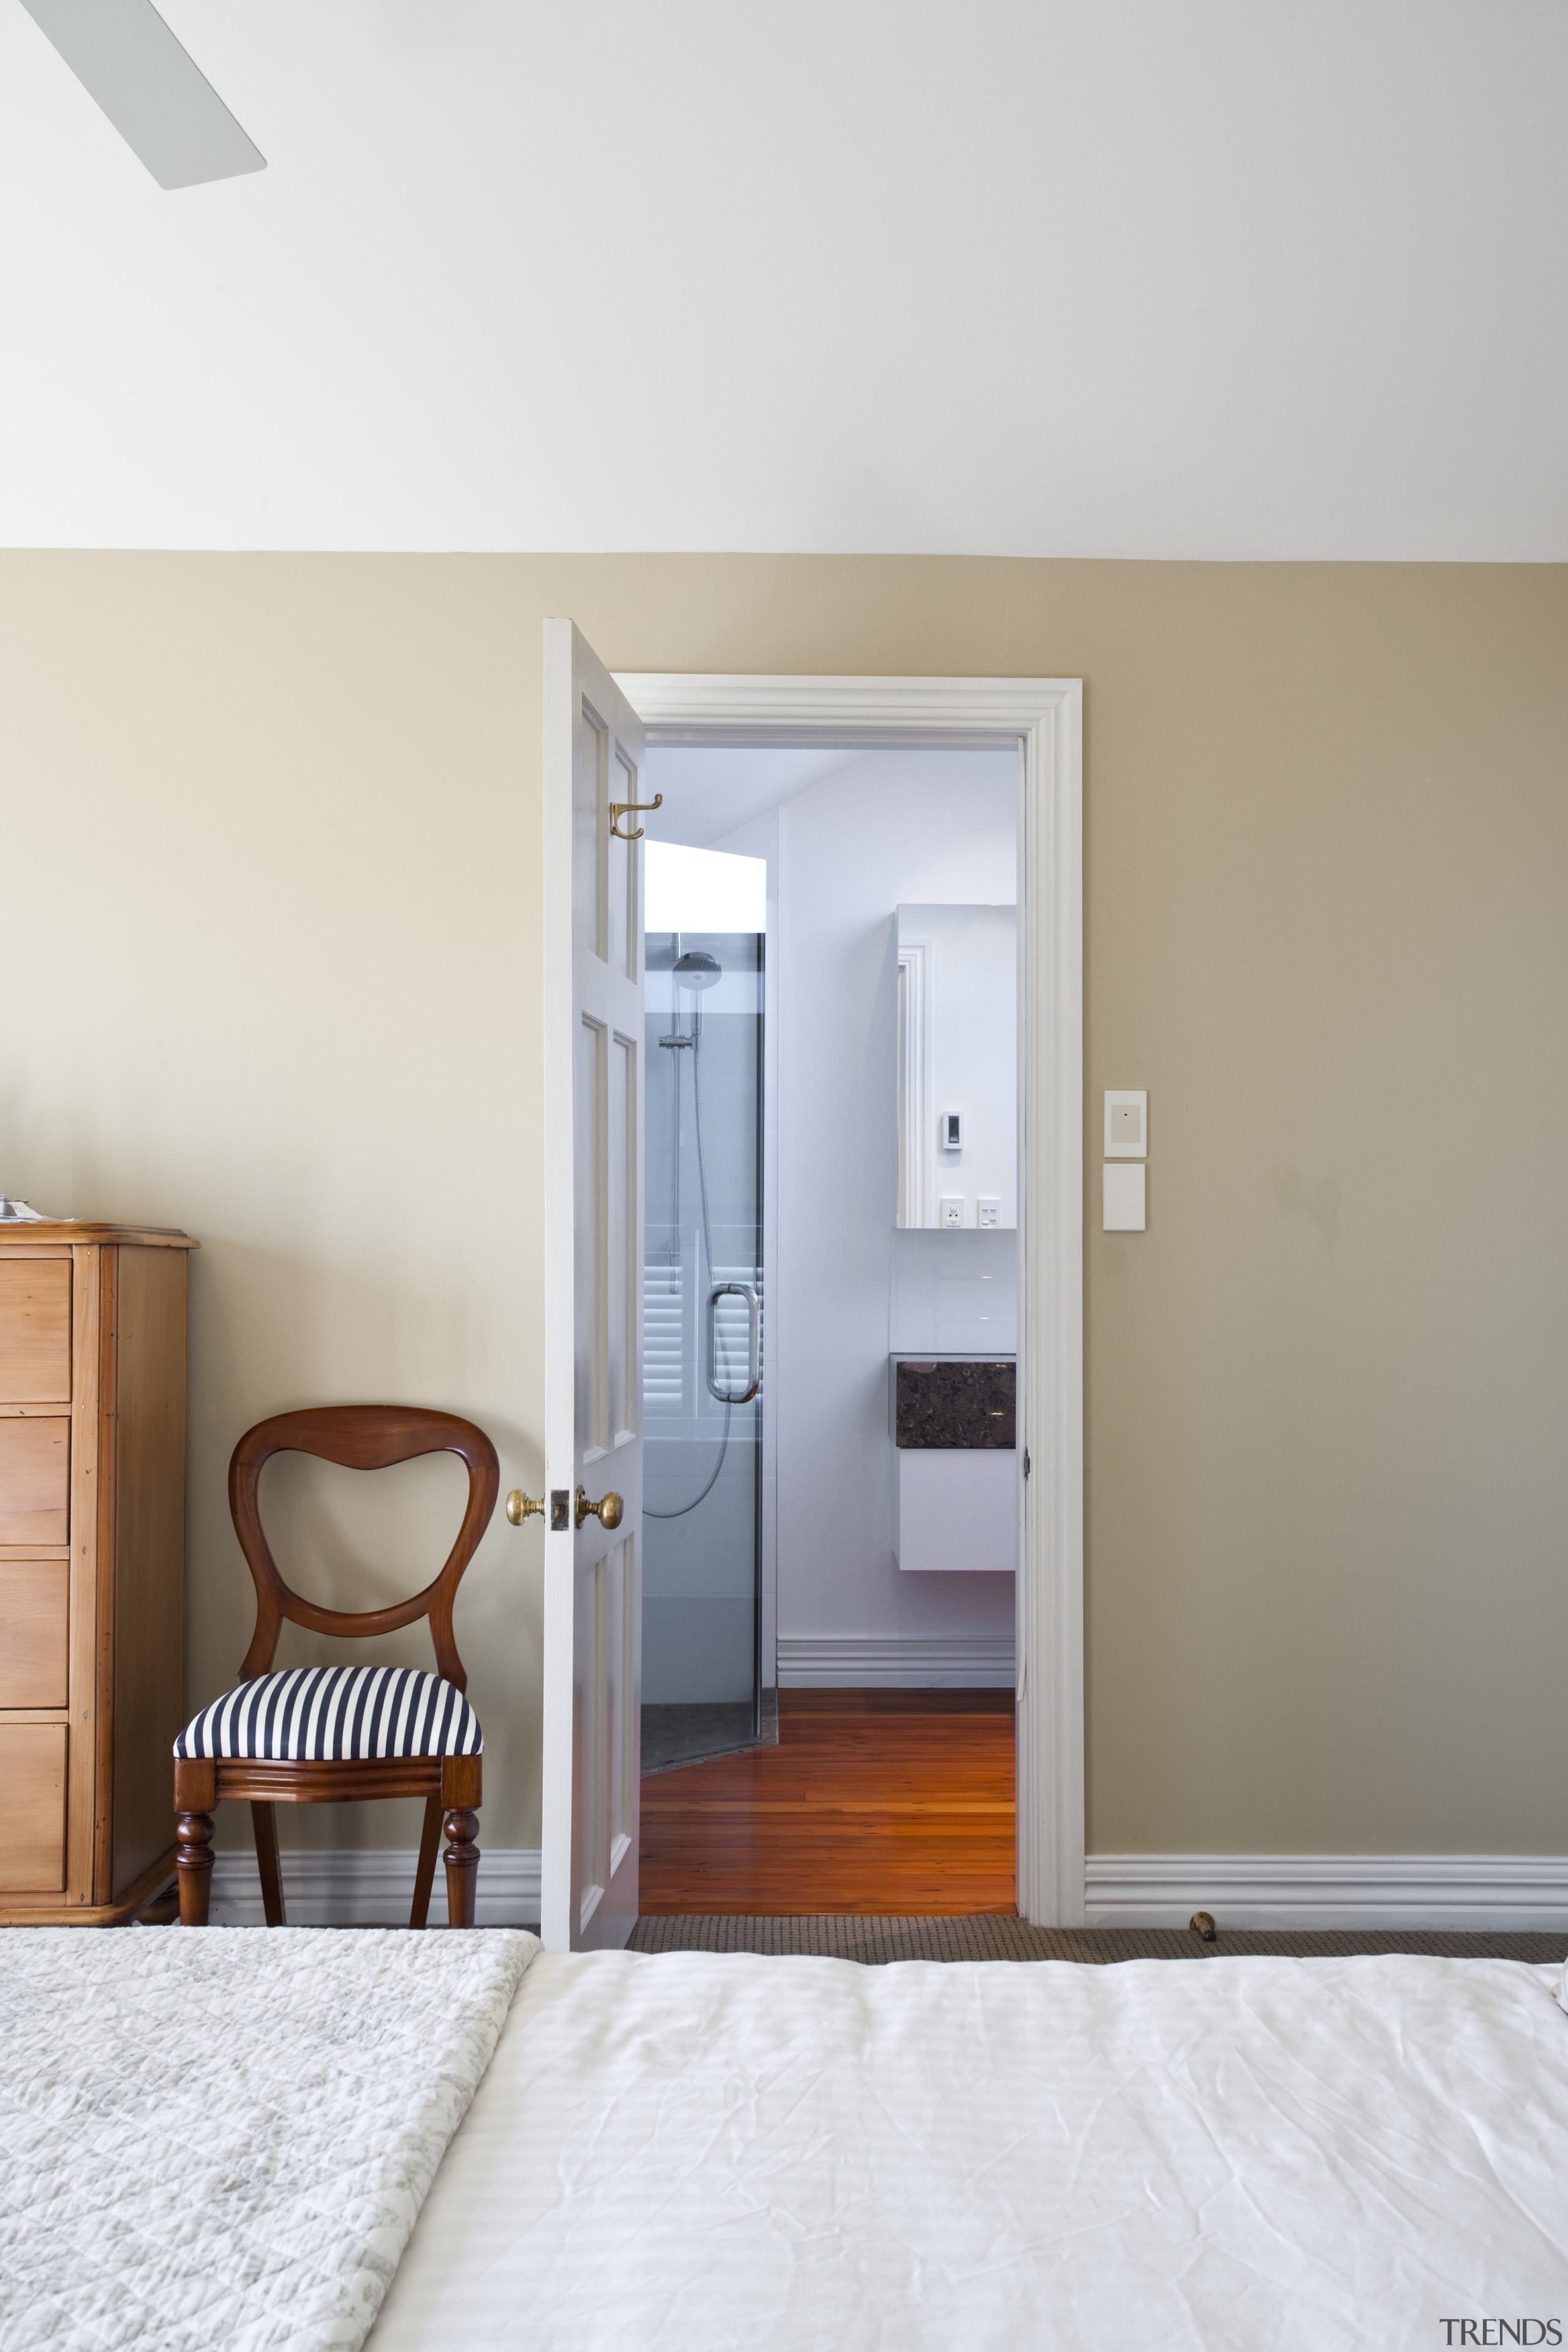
top-left (889, 1354), bottom-right (1016, 1574)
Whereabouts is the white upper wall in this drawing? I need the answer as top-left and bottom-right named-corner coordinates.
top-left (727, 745), bottom-right (1019, 1648)
top-left (1, 1), bottom-right (1564, 559)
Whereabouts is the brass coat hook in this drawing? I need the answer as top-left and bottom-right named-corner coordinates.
top-left (609, 793), bottom-right (663, 842)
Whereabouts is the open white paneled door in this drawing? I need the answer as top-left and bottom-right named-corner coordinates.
top-left (541, 620), bottom-right (646, 1951)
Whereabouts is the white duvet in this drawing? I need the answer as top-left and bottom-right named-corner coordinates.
top-left (372, 1949), bottom-right (1568, 2352)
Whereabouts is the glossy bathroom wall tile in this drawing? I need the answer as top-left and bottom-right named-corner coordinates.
top-left (889, 1227), bottom-right (1018, 1354)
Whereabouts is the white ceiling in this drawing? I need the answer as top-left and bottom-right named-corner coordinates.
top-left (2, 1), bottom-right (1564, 559)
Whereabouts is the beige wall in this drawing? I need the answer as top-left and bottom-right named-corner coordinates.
top-left (4, 551), bottom-right (1567, 1858)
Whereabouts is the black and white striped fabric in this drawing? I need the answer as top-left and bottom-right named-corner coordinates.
top-left (174, 1666), bottom-right (483, 1762)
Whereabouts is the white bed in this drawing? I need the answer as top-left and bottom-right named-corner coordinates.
top-left (6, 1931), bottom-right (1567, 2351)
top-left (371, 1946), bottom-right (1568, 2351)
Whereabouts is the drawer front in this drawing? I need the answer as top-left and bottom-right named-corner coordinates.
top-left (0, 1558), bottom-right (69, 1708)
top-left (0, 1724), bottom-right (67, 1892)
top-left (0, 1419), bottom-right (70, 1547)
top-left (0, 1261), bottom-right (72, 1403)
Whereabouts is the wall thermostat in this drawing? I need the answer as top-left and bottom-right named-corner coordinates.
top-left (1104, 1090), bottom-right (1147, 1158)
top-left (941, 1110), bottom-right (963, 1152)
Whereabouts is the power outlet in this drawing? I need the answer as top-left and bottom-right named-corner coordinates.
top-left (977, 1197), bottom-right (1000, 1229)
top-left (940, 1196), bottom-right (965, 1229)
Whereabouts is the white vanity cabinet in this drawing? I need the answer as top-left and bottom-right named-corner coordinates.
top-left (889, 1354), bottom-right (1017, 1575)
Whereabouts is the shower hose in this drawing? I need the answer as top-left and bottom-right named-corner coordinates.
top-left (646, 1020), bottom-right (734, 1520)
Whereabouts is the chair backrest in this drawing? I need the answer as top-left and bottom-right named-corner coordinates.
top-left (229, 1405), bottom-right (500, 1690)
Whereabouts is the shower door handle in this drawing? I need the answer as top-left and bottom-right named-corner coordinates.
top-left (708, 1282), bottom-right (761, 1405)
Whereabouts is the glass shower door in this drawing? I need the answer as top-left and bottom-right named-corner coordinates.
top-left (641, 929), bottom-right (765, 1774)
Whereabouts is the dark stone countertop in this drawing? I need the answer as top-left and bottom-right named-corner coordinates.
top-left (891, 1356), bottom-right (1016, 1449)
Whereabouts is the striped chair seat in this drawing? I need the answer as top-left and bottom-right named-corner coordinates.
top-left (175, 1666), bottom-right (483, 1763)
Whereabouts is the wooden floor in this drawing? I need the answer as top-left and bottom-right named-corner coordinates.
top-left (639, 1688), bottom-right (1016, 1916)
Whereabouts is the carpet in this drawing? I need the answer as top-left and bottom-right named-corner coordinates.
top-left (627, 1914), bottom-right (1568, 1965)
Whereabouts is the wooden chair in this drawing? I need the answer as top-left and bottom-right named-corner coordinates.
top-left (173, 1404), bottom-right (499, 1930)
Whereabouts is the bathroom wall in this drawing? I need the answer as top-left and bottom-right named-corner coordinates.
top-left (716, 747), bottom-right (1020, 1682)
top-left (889, 1230), bottom-right (1018, 1355)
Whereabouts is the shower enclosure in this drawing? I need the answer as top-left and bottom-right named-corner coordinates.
top-left (642, 929), bottom-right (767, 1773)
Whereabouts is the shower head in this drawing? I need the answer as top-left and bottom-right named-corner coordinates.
top-left (673, 949), bottom-right (722, 991)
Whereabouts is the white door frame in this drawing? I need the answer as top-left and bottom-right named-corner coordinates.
top-left (616, 673), bottom-right (1084, 1929)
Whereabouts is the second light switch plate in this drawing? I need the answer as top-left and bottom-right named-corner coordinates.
top-left (1104, 1090), bottom-right (1147, 1158)
top-left (1103, 1163), bottom-right (1146, 1232)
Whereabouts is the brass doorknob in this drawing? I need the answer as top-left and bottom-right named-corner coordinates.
top-left (575, 1485), bottom-right (624, 1531)
top-left (506, 1489), bottom-right (545, 1526)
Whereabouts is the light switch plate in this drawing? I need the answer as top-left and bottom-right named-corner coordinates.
top-left (976, 1196), bottom-right (1000, 1229)
top-left (1102, 1162), bottom-right (1146, 1232)
top-left (1104, 1089), bottom-right (1147, 1158)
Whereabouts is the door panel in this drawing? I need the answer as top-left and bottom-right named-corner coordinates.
top-left (575, 1014), bottom-right (608, 1461)
top-left (609, 743), bottom-right (638, 981)
top-left (605, 1532), bottom-right (636, 1876)
top-left (573, 696), bottom-right (607, 962)
top-left (543, 619), bottom-right (645, 1951)
top-left (608, 1030), bottom-right (636, 1445)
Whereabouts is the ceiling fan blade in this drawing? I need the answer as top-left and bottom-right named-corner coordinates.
top-left (18, 0), bottom-right (265, 188)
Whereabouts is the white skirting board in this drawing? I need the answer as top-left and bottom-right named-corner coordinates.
top-left (206, 1844), bottom-right (1568, 1932)
top-left (777, 1635), bottom-right (1016, 1688)
top-left (209, 1847), bottom-right (541, 1928)
top-left (1086, 1853), bottom-right (1568, 1932)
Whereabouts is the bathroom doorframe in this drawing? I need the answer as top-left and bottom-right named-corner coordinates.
top-left (616, 673), bottom-right (1085, 1929)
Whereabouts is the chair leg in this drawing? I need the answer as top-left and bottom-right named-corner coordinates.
top-left (443, 1807), bottom-right (480, 1929)
top-left (252, 1801), bottom-right (286, 1926)
top-left (410, 1793), bottom-right (443, 1929)
top-left (176, 1812), bottom-right (214, 1925)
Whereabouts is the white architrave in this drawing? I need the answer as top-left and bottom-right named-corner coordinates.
top-left (616, 673), bottom-right (1085, 1929)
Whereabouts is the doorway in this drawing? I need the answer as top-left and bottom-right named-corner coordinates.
top-left (633, 741), bottom-right (1021, 1910)
top-left (616, 671), bottom-right (1085, 1929)
top-left (537, 638), bottom-right (1083, 1946)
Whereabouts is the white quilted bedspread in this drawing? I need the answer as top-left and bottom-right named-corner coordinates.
top-left (0, 1925), bottom-right (538, 2352)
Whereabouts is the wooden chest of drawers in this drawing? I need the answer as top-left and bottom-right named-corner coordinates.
top-left (0, 1224), bottom-right (195, 1924)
